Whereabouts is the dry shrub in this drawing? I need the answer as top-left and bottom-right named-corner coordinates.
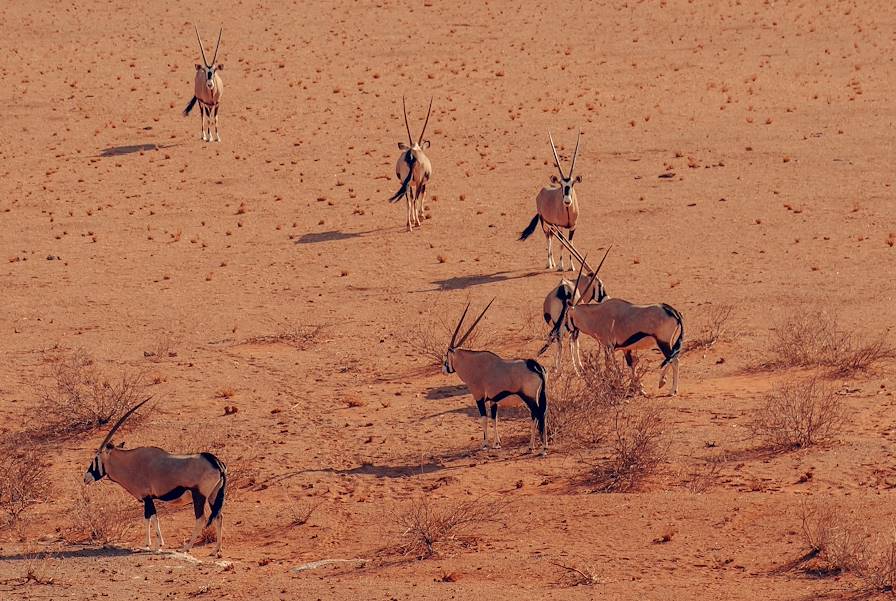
top-left (144, 333), bottom-right (177, 362)
top-left (289, 499), bottom-right (323, 527)
top-left (549, 559), bottom-right (603, 587)
top-left (590, 399), bottom-right (670, 492)
top-left (768, 310), bottom-right (895, 375)
top-left (35, 349), bottom-right (148, 440)
top-left (750, 378), bottom-right (846, 450)
top-left (686, 304), bottom-right (735, 352)
top-left (798, 501), bottom-right (896, 591)
top-left (65, 484), bottom-right (138, 546)
top-left (393, 496), bottom-right (500, 559)
top-left (547, 347), bottom-right (643, 447)
top-left (397, 304), bottom-right (494, 370)
top-left (0, 441), bottom-right (50, 527)
top-left (241, 322), bottom-right (322, 350)
top-left (682, 453), bottom-right (726, 494)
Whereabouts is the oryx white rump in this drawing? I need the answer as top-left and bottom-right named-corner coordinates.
top-left (519, 132), bottom-right (583, 270)
top-left (389, 97), bottom-right (433, 231)
top-left (442, 300), bottom-right (549, 454)
top-left (83, 398), bottom-right (228, 556)
top-left (541, 238), bottom-right (685, 395)
top-left (182, 26), bottom-right (224, 142)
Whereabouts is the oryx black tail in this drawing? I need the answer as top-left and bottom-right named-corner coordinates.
top-left (525, 359), bottom-right (548, 438)
top-left (519, 214), bottom-right (541, 240)
top-left (201, 452), bottom-right (227, 527)
top-left (183, 96), bottom-right (198, 117)
top-left (389, 153), bottom-right (416, 203)
top-left (660, 304), bottom-right (684, 367)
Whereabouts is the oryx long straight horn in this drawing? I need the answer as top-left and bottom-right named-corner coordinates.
top-left (389, 97), bottom-right (434, 231)
top-left (183, 26), bottom-right (224, 143)
top-left (83, 399), bottom-right (228, 556)
top-left (519, 131), bottom-right (585, 271)
top-left (442, 300), bottom-right (549, 455)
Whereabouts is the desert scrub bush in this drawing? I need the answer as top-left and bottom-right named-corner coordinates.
top-left (750, 378), bottom-right (846, 450)
top-left (590, 398), bottom-right (670, 492)
top-left (393, 496), bottom-right (501, 559)
top-left (0, 441), bottom-right (50, 527)
top-left (64, 484), bottom-right (137, 546)
top-left (241, 321), bottom-right (322, 350)
top-left (547, 347), bottom-right (644, 447)
top-left (36, 349), bottom-right (148, 440)
top-left (686, 303), bottom-right (735, 352)
top-left (768, 310), bottom-right (895, 375)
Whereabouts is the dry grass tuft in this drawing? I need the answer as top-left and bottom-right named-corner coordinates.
top-left (241, 322), bottom-right (322, 350)
top-left (682, 453), bottom-right (726, 494)
top-left (549, 559), bottom-right (603, 586)
top-left (767, 310), bottom-right (895, 376)
top-left (393, 496), bottom-right (501, 559)
top-left (65, 484), bottom-right (138, 546)
top-left (686, 304), bottom-right (735, 352)
top-left (143, 333), bottom-right (178, 362)
top-left (34, 349), bottom-right (148, 441)
top-left (750, 378), bottom-right (846, 451)
top-left (288, 499), bottom-right (323, 527)
top-left (0, 441), bottom-right (51, 527)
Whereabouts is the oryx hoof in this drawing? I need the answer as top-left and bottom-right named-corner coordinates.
top-left (493, 442), bottom-right (502, 449)
top-left (556, 265), bottom-right (565, 272)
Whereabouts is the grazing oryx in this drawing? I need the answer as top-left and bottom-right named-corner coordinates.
top-left (389, 97), bottom-right (433, 231)
top-left (540, 241), bottom-right (685, 395)
top-left (519, 131), bottom-right (583, 270)
top-left (183, 26), bottom-right (224, 142)
top-left (83, 398), bottom-right (228, 556)
top-left (542, 228), bottom-right (611, 369)
top-left (443, 300), bottom-right (549, 455)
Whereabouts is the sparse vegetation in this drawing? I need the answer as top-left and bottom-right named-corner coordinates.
top-left (686, 304), bottom-right (735, 352)
top-left (590, 399), bottom-right (670, 492)
top-left (749, 378), bottom-right (846, 451)
top-left (65, 484), bottom-right (137, 546)
top-left (0, 441), bottom-right (50, 527)
top-left (35, 349), bottom-right (148, 440)
top-left (288, 499), bottom-right (323, 527)
top-left (240, 322), bottom-right (322, 351)
top-left (397, 304), bottom-right (494, 370)
top-left (767, 310), bottom-right (895, 376)
top-left (549, 559), bottom-right (603, 587)
top-left (393, 496), bottom-right (500, 559)
top-left (547, 347), bottom-right (643, 447)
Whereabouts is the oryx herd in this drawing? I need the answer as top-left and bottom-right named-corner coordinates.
top-left (75, 24), bottom-right (685, 557)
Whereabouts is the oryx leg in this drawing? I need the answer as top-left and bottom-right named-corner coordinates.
top-left (415, 182), bottom-right (426, 224)
top-left (490, 402), bottom-right (501, 448)
top-left (212, 104), bottom-right (221, 142)
top-left (545, 233), bottom-right (555, 270)
top-left (143, 497), bottom-right (162, 551)
top-left (657, 341), bottom-right (675, 394)
top-left (671, 357), bottom-right (680, 396)
top-left (212, 514), bottom-right (223, 556)
top-left (624, 350), bottom-right (646, 395)
top-left (476, 398), bottom-right (488, 449)
top-left (182, 490), bottom-right (207, 553)
top-left (198, 104), bottom-right (206, 141)
top-left (570, 330), bottom-right (583, 374)
top-left (405, 189), bottom-right (414, 231)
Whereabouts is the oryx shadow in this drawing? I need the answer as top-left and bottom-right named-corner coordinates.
top-left (0, 546), bottom-right (138, 561)
top-left (425, 384), bottom-right (468, 400)
top-left (96, 143), bottom-right (176, 157)
top-left (431, 270), bottom-right (544, 291)
top-left (294, 228), bottom-right (392, 244)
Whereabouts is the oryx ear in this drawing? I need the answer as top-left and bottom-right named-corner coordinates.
top-left (195, 64), bottom-right (203, 71)
top-left (575, 175), bottom-right (583, 184)
top-left (216, 63), bottom-right (223, 71)
top-left (421, 140), bottom-right (431, 149)
top-left (550, 175), bottom-right (559, 184)
top-left (398, 142), bottom-right (410, 150)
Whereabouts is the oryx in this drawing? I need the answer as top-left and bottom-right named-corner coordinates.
top-left (542, 228), bottom-right (611, 369)
top-left (443, 300), bottom-right (549, 454)
top-left (389, 97), bottom-right (433, 231)
top-left (83, 398), bottom-right (228, 556)
top-left (519, 131), bottom-right (583, 270)
top-left (183, 26), bottom-right (224, 142)
top-left (540, 241), bottom-right (684, 395)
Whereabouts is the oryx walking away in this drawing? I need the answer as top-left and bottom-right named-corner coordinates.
top-left (389, 97), bottom-right (433, 231)
top-left (519, 131), bottom-right (583, 270)
top-left (540, 239), bottom-right (684, 395)
top-left (83, 398), bottom-right (228, 556)
top-left (183, 26), bottom-right (224, 142)
top-left (443, 300), bottom-right (549, 454)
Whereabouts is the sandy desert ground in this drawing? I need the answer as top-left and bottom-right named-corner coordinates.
top-left (1, 0), bottom-right (895, 599)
